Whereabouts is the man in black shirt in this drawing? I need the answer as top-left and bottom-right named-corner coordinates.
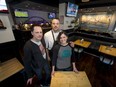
top-left (23, 24), bottom-right (50, 86)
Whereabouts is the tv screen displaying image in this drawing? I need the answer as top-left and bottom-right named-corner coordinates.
top-left (14, 9), bottom-right (29, 18)
top-left (0, 0), bottom-right (8, 13)
top-left (48, 12), bottom-right (56, 19)
top-left (66, 2), bottom-right (78, 17)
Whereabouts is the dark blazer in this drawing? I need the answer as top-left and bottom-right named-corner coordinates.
top-left (23, 38), bottom-right (49, 78)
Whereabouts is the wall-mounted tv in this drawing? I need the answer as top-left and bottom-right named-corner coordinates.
top-left (114, 28), bottom-right (116, 31)
top-left (66, 2), bottom-right (78, 17)
top-left (14, 9), bottom-right (29, 18)
top-left (48, 12), bottom-right (56, 19)
top-left (0, 0), bottom-right (8, 13)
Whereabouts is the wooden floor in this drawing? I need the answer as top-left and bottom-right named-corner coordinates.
top-left (25, 52), bottom-right (116, 87)
top-left (76, 53), bottom-right (116, 87)
top-left (1, 51), bottom-right (115, 87)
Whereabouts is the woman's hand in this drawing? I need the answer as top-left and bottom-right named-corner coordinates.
top-left (72, 63), bottom-right (78, 73)
top-left (73, 67), bottom-right (79, 73)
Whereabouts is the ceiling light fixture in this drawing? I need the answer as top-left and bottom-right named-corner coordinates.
top-left (82, 0), bottom-right (90, 2)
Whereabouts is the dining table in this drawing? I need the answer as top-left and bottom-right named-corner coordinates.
top-left (74, 39), bottom-right (91, 48)
top-left (50, 71), bottom-right (92, 87)
top-left (99, 45), bottom-right (116, 57)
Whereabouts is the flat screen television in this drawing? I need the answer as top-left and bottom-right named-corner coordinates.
top-left (0, 0), bottom-right (8, 13)
top-left (114, 26), bottom-right (116, 32)
top-left (14, 9), bottom-right (29, 18)
top-left (66, 2), bottom-right (78, 17)
top-left (48, 12), bottom-right (56, 19)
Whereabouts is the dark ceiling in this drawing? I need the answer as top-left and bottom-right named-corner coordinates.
top-left (29, 0), bottom-right (59, 7)
top-left (59, 0), bottom-right (116, 8)
top-left (6, 0), bottom-right (59, 7)
top-left (6, 0), bottom-right (116, 8)
top-left (76, 0), bottom-right (116, 8)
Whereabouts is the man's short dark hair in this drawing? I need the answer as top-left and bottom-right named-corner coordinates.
top-left (50, 18), bottom-right (59, 24)
top-left (30, 24), bottom-right (41, 32)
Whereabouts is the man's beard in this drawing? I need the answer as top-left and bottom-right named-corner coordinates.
top-left (53, 28), bottom-right (60, 32)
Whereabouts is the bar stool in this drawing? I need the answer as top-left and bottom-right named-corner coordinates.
top-left (98, 55), bottom-right (114, 74)
top-left (74, 47), bottom-right (84, 59)
top-left (99, 56), bottom-right (114, 65)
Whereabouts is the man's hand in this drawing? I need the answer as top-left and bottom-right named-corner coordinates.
top-left (69, 41), bottom-right (75, 48)
top-left (51, 70), bottom-right (55, 77)
top-left (48, 56), bottom-right (51, 61)
top-left (73, 67), bottom-right (79, 73)
top-left (27, 77), bottom-right (33, 85)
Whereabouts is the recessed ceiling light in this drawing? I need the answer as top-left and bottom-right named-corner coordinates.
top-left (82, 0), bottom-right (90, 2)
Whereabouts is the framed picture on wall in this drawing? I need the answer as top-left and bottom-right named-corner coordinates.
top-left (59, 15), bottom-right (64, 24)
top-left (81, 12), bottom-right (112, 32)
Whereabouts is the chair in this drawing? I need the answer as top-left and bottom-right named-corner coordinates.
top-left (74, 47), bottom-right (84, 59)
top-left (98, 55), bottom-right (114, 73)
top-left (99, 56), bottom-right (114, 65)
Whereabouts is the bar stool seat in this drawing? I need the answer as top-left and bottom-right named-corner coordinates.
top-left (99, 56), bottom-right (114, 65)
top-left (74, 47), bottom-right (83, 53)
top-left (96, 56), bottom-right (114, 74)
top-left (74, 47), bottom-right (84, 59)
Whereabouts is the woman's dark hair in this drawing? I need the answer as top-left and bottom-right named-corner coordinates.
top-left (30, 24), bottom-right (41, 32)
top-left (57, 31), bottom-right (68, 43)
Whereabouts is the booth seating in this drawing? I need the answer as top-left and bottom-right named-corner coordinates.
top-left (96, 55), bottom-right (115, 74)
top-left (68, 30), bottom-right (116, 58)
top-left (98, 45), bottom-right (115, 66)
top-left (73, 39), bottom-right (91, 60)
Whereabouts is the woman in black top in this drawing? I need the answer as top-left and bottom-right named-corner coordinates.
top-left (51, 31), bottom-right (78, 76)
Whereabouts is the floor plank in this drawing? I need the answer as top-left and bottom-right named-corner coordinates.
top-left (76, 53), bottom-right (116, 87)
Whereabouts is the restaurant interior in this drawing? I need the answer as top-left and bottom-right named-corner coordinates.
top-left (0, 0), bottom-right (116, 87)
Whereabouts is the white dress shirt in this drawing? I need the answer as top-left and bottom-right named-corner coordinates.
top-left (44, 30), bottom-right (61, 50)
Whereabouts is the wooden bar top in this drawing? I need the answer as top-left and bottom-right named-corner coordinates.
top-left (74, 39), bottom-right (91, 48)
top-left (99, 45), bottom-right (116, 57)
top-left (50, 71), bottom-right (91, 87)
top-left (0, 58), bottom-right (24, 82)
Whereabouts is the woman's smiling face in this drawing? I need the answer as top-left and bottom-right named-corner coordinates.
top-left (60, 33), bottom-right (68, 44)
